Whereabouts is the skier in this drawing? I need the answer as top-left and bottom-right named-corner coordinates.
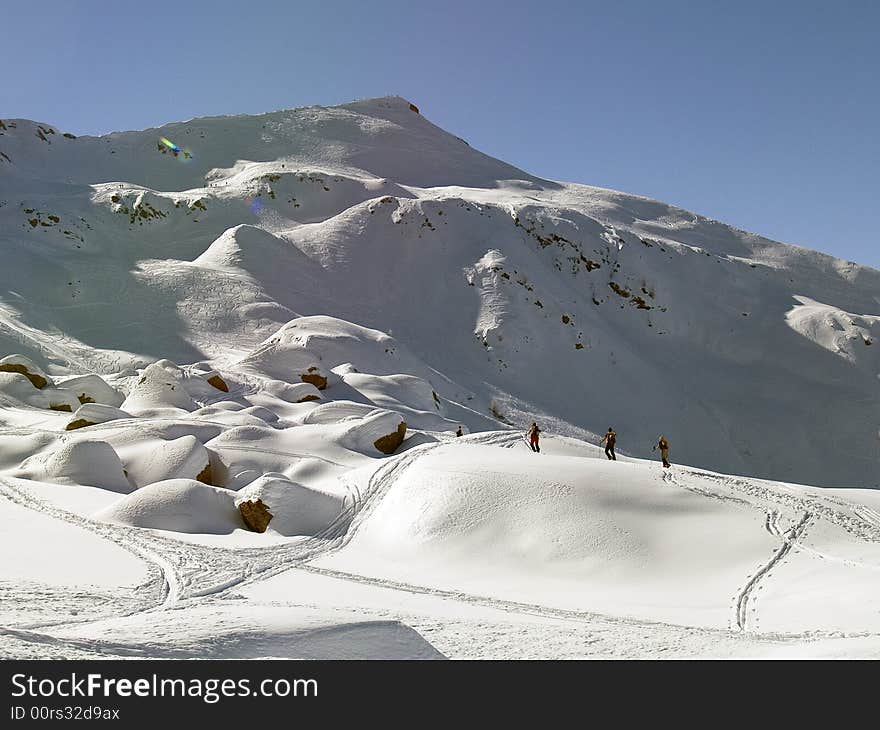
top-left (527, 422), bottom-right (541, 452)
top-left (601, 427), bottom-right (617, 460)
top-left (652, 435), bottom-right (670, 468)
top-left (456, 425), bottom-right (463, 437)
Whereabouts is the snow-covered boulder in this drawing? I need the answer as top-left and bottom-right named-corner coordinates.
top-left (0, 432), bottom-right (57, 472)
top-left (94, 479), bottom-right (239, 533)
top-left (236, 324), bottom-right (331, 389)
top-left (0, 354), bottom-right (51, 389)
top-left (0, 372), bottom-right (48, 407)
top-left (16, 440), bottom-right (133, 493)
top-left (188, 405), bottom-right (272, 429)
top-left (121, 361), bottom-right (197, 414)
top-left (0, 373), bottom-right (79, 412)
top-left (338, 409), bottom-right (408, 455)
top-left (122, 435), bottom-right (213, 487)
top-left (301, 400), bottom-right (377, 425)
top-left (54, 374), bottom-right (124, 407)
top-left (274, 316), bottom-right (435, 379)
top-left (342, 372), bottom-right (443, 414)
top-left (65, 403), bottom-right (132, 430)
top-left (261, 379), bottom-right (322, 403)
top-left (41, 387), bottom-right (82, 413)
top-left (173, 369), bottom-right (235, 402)
top-left (204, 421), bottom-right (372, 490)
top-left (235, 473), bottom-right (345, 536)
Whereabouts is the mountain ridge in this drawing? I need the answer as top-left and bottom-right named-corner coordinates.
top-left (1, 95), bottom-right (877, 487)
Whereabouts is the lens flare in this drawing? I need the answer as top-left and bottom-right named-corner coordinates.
top-left (159, 137), bottom-right (180, 153)
top-left (157, 136), bottom-right (193, 162)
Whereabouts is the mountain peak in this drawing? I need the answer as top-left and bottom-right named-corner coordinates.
top-left (0, 97), bottom-right (878, 488)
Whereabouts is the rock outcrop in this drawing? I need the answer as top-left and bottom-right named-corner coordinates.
top-left (374, 421), bottom-right (407, 455)
top-left (206, 373), bottom-right (229, 392)
top-left (239, 499), bottom-right (273, 533)
top-left (301, 367), bottom-right (327, 390)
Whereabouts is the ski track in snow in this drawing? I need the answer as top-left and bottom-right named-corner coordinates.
top-left (680, 467), bottom-right (880, 543)
top-left (5, 437), bottom-right (880, 658)
top-left (0, 478), bottom-right (171, 631)
top-left (662, 466), bottom-right (880, 632)
top-left (733, 510), bottom-right (812, 632)
top-left (0, 444), bottom-right (437, 655)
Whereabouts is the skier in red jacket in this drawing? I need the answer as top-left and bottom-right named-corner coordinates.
top-left (527, 422), bottom-right (541, 452)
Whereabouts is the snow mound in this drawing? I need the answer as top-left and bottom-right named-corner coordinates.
top-left (205, 425), bottom-right (312, 489)
top-left (236, 473), bottom-right (346, 536)
top-left (301, 400), bottom-right (378, 425)
top-left (188, 405), bottom-right (274, 429)
top-left (319, 444), bottom-right (779, 627)
top-left (203, 411), bottom-right (401, 489)
top-left (54, 374), bottom-right (124, 407)
top-left (95, 479), bottom-right (239, 534)
top-left (341, 372), bottom-right (439, 412)
top-left (173, 370), bottom-right (235, 403)
top-left (238, 405), bottom-right (279, 424)
top-left (338, 409), bottom-right (407, 455)
top-left (122, 434), bottom-right (212, 487)
top-left (65, 403), bottom-right (132, 430)
top-left (0, 432), bottom-right (57, 471)
top-left (338, 372), bottom-right (454, 430)
top-left (0, 372), bottom-right (80, 412)
top-left (121, 362), bottom-right (197, 414)
top-left (236, 323), bottom-right (330, 389)
top-left (277, 316), bottom-right (440, 381)
top-left (41, 387), bottom-right (82, 413)
top-left (260, 379), bottom-right (323, 403)
top-left (17, 440), bottom-right (133, 493)
top-left (0, 372), bottom-right (49, 407)
top-left (193, 225), bottom-right (324, 307)
top-left (0, 354), bottom-right (51, 389)
top-left (786, 296), bottom-right (879, 374)
top-left (296, 402), bottom-right (408, 455)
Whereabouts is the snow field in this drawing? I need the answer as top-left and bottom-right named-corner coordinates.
top-left (2, 96), bottom-right (880, 658)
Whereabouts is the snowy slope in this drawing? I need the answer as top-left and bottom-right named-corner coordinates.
top-left (2, 96), bottom-right (880, 659)
top-left (5, 433), bottom-right (880, 659)
top-left (1, 96), bottom-right (877, 486)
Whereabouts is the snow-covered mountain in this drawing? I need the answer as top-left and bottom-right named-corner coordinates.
top-left (2, 96), bottom-right (876, 487)
top-left (3, 97), bottom-right (880, 659)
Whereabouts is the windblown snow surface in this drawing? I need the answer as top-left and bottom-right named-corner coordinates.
top-left (1, 97), bottom-right (879, 659)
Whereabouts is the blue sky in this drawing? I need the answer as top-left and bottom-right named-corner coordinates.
top-left (4, 0), bottom-right (879, 267)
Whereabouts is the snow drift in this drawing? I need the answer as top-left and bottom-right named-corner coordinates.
top-left (95, 479), bottom-right (240, 533)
